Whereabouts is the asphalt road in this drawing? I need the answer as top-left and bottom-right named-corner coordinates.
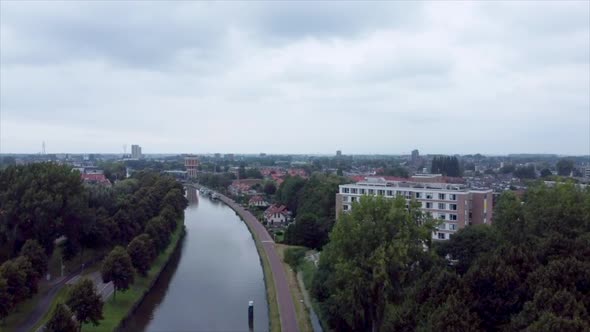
top-left (219, 194), bottom-right (300, 332)
top-left (18, 271), bottom-right (113, 332)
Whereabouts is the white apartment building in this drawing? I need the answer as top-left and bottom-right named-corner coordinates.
top-left (336, 177), bottom-right (493, 240)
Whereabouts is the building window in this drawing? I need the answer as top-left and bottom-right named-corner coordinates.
top-left (450, 204), bottom-right (458, 211)
top-left (360, 189), bottom-right (366, 194)
top-left (439, 214), bottom-right (446, 220)
top-left (343, 187), bottom-right (350, 194)
top-left (415, 192), bottom-right (422, 199)
top-left (378, 190), bottom-right (385, 196)
top-left (438, 232), bottom-right (445, 240)
top-left (449, 194), bottom-right (457, 201)
top-left (368, 189), bottom-right (375, 195)
top-left (425, 202), bottom-right (433, 209)
top-left (351, 197), bottom-right (357, 202)
top-left (387, 190), bottom-right (393, 196)
top-left (449, 223), bottom-right (457, 230)
top-left (439, 223), bottom-right (446, 230)
top-left (450, 214), bottom-right (458, 221)
top-left (342, 196), bottom-right (348, 202)
top-left (343, 205), bottom-right (349, 211)
top-left (426, 193), bottom-right (433, 199)
top-left (438, 203), bottom-right (445, 210)
top-left (438, 193), bottom-right (445, 200)
top-left (351, 188), bottom-right (357, 194)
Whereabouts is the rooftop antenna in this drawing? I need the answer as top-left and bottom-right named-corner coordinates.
top-left (42, 141), bottom-right (46, 155)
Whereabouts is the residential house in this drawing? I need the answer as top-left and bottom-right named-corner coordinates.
top-left (264, 205), bottom-right (292, 226)
top-left (249, 196), bottom-right (269, 208)
top-left (81, 173), bottom-right (112, 187)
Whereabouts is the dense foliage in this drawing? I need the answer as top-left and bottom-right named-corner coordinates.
top-left (280, 174), bottom-right (348, 249)
top-left (431, 156), bottom-right (462, 177)
top-left (46, 303), bottom-right (79, 332)
top-left (0, 163), bottom-right (188, 319)
top-left (66, 278), bottom-right (104, 327)
top-left (312, 183), bottom-right (590, 331)
top-left (312, 196), bottom-right (437, 331)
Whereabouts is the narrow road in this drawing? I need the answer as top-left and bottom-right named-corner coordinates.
top-left (16, 271), bottom-right (80, 332)
top-left (218, 193), bottom-right (300, 332)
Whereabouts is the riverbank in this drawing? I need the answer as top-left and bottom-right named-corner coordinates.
top-left (217, 194), bottom-right (282, 332)
top-left (275, 244), bottom-right (314, 332)
top-left (82, 218), bottom-right (186, 332)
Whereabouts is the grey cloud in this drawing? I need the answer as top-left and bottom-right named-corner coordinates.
top-left (0, 1), bottom-right (588, 154)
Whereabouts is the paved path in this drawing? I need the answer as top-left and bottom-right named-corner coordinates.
top-left (16, 270), bottom-right (81, 332)
top-left (218, 193), bottom-right (300, 332)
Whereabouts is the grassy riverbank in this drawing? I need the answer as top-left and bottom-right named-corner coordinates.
top-left (82, 218), bottom-right (185, 332)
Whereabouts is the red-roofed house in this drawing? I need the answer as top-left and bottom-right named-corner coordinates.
top-left (264, 205), bottom-right (292, 226)
top-left (249, 195), bottom-right (269, 208)
top-left (81, 173), bottom-right (112, 187)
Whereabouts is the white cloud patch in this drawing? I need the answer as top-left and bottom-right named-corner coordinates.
top-left (1, 1), bottom-right (588, 154)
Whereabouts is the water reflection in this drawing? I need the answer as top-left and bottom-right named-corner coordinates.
top-left (124, 191), bottom-right (269, 331)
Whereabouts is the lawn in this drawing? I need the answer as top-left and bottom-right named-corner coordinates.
top-left (82, 219), bottom-right (185, 332)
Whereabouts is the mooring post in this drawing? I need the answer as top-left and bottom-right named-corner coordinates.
top-left (248, 300), bottom-right (254, 330)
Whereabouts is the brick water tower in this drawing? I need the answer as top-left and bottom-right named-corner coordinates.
top-left (185, 156), bottom-right (199, 178)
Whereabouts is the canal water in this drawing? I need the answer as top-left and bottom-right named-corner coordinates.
top-left (124, 188), bottom-right (269, 331)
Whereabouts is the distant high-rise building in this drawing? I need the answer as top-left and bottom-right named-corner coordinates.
top-left (185, 156), bottom-right (199, 178)
top-left (585, 166), bottom-right (590, 178)
top-left (214, 153), bottom-right (221, 158)
top-left (336, 150), bottom-right (342, 157)
top-left (224, 153), bottom-right (234, 161)
top-left (411, 149), bottom-right (420, 164)
top-left (131, 145), bottom-right (142, 159)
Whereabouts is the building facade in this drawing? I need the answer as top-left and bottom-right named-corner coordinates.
top-left (131, 145), bottom-right (142, 159)
top-left (184, 156), bottom-right (199, 178)
top-left (336, 177), bottom-right (493, 240)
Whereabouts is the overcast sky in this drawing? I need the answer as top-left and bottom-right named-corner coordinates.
top-left (1, 1), bottom-right (589, 155)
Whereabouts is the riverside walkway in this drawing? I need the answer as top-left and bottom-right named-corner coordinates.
top-left (217, 193), bottom-right (300, 332)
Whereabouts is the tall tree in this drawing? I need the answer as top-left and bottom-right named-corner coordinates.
top-left (127, 234), bottom-right (155, 276)
top-left (66, 278), bottom-right (104, 329)
top-left (101, 246), bottom-right (134, 299)
top-left (0, 259), bottom-right (28, 305)
top-left (19, 239), bottom-right (48, 280)
top-left (145, 217), bottom-right (171, 253)
top-left (313, 196), bottom-right (437, 331)
top-left (46, 304), bottom-right (79, 332)
top-left (556, 159), bottom-right (575, 176)
top-left (0, 277), bottom-right (13, 323)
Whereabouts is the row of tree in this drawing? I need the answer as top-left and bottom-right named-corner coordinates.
top-left (46, 278), bottom-right (104, 331)
top-left (311, 183), bottom-right (590, 331)
top-left (0, 163), bottom-right (188, 321)
top-left (431, 155), bottom-right (462, 177)
top-left (0, 240), bottom-right (48, 320)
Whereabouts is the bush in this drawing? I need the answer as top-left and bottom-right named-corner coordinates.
top-left (283, 247), bottom-right (307, 271)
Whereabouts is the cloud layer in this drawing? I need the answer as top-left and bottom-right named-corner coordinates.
top-left (1, 1), bottom-right (589, 155)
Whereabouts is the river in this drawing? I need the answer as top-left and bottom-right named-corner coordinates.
top-left (123, 188), bottom-right (270, 331)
